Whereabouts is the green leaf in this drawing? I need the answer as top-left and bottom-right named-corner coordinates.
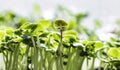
top-left (38, 20), bottom-right (51, 29)
top-left (82, 40), bottom-right (88, 45)
top-left (66, 20), bottom-right (76, 30)
top-left (20, 23), bottom-right (37, 30)
top-left (63, 30), bottom-right (78, 37)
top-left (52, 33), bottom-right (60, 41)
top-left (82, 40), bottom-right (95, 46)
top-left (14, 29), bottom-right (23, 35)
top-left (110, 37), bottom-right (116, 42)
top-left (107, 48), bottom-right (120, 59)
top-left (54, 19), bottom-right (68, 28)
top-left (35, 23), bottom-right (44, 32)
top-left (63, 35), bottom-right (77, 42)
top-left (12, 37), bottom-right (23, 42)
top-left (5, 11), bottom-right (15, 21)
top-left (5, 28), bottom-right (14, 36)
top-left (0, 31), bottom-right (4, 40)
top-left (20, 23), bottom-right (38, 35)
top-left (34, 20), bottom-right (51, 34)
top-left (94, 41), bottom-right (104, 51)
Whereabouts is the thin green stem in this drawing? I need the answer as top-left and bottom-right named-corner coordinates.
top-left (104, 63), bottom-right (108, 70)
top-left (66, 48), bottom-right (71, 70)
top-left (87, 57), bottom-right (89, 70)
top-left (90, 57), bottom-right (95, 70)
top-left (36, 36), bottom-right (46, 70)
top-left (99, 61), bottom-right (102, 70)
top-left (48, 56), bottom-right (55, 70)
top-left (31, 47), bottom-right (33, 70)
top-left (78, 57), bottom-right (85, 70)
top-left (12, 44), bottom-right (19, 70)
top-left (56, 57), bottom-right (60, 70)
top-left (31, 36), bottom-right (38, 70)
top-left (59, 29), bottom-right (63, 70)
top-left (8, 52), bottom-right (13, 70)
top-left (25, 46), bottom-right (30, 70)
top-left (3, 52), bottom-right (8, 70)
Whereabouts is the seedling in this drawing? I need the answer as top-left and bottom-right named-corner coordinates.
top-left (54, 19), bottom-right (67, 70)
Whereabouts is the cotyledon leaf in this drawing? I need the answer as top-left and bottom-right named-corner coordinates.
top-left (54, 19), bottom-right (68, 28)
top-left (107, 48), bottom-right (120, 59)
top-left (94, 41), bottom-right (104, 51)
top-left (63, 30), bottom-right (78, 37)
top-left (38, 20), bottom-right (51, 28)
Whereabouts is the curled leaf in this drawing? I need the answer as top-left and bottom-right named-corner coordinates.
top-left (54, 19), bottom-right (67, 29)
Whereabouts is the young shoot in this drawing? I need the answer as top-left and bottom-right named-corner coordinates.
top-left (54, 19), bottom-right (68, 70)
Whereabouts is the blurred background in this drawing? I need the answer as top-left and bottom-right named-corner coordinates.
top-left (0, 0), bottom-right (120, 21)
top-left (1, 0), bottom-right (120, 21)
